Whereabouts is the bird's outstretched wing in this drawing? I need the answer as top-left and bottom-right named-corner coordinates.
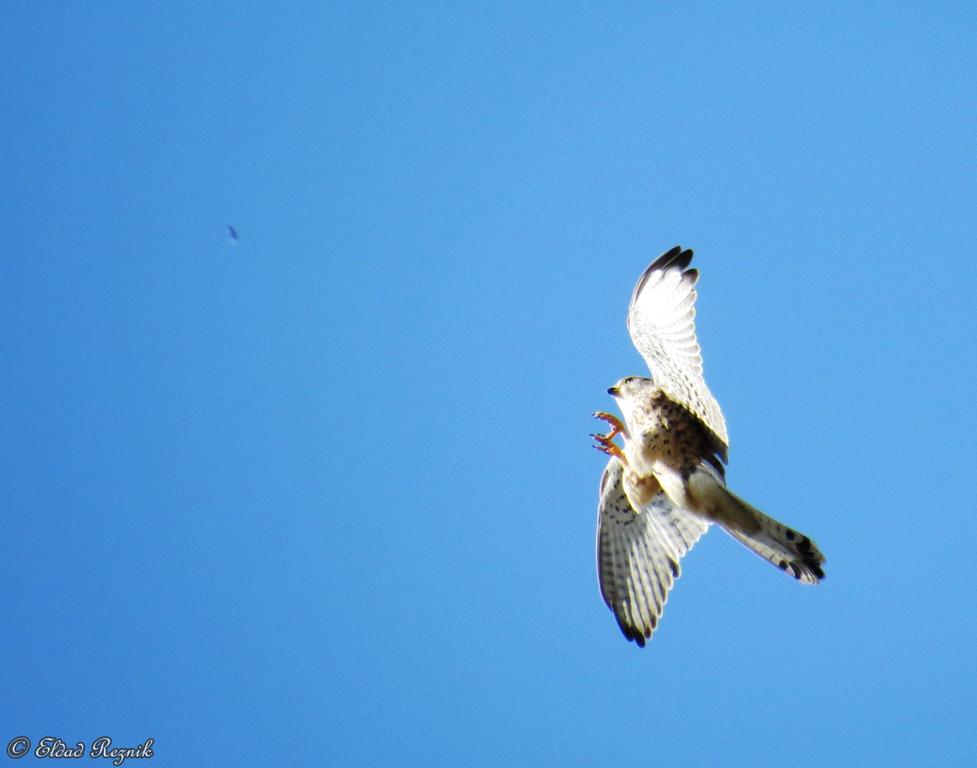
top-left (627, 245), bottom-right (728, 450)
top-left (596, 457), bottom-right (709, 646)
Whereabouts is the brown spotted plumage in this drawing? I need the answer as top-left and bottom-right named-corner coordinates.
top-left (593, 246), bottom-right (825, 646)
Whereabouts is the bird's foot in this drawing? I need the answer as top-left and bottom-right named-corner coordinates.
top-left (591, 431), bottom-right (627, 464)
top-left (591, 411), bottom-right (626, 440)
top-left (591, 434), bottom-right (628, 463)
top-left (591, 411), bottom-right (627, 462)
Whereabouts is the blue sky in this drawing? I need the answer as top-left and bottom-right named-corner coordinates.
top-left (2, 2), bottom-right (975, 766)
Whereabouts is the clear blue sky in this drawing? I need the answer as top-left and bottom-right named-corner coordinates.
top-left (2, 3), bottom-right (975, 766)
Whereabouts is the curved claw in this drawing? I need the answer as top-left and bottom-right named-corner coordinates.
top-left (591, 432), bottom-right (627, 463)
top-left (592, 410), bottom-right (626, 440)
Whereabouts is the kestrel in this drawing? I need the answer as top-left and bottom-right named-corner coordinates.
top-left (592, 246), bottom-right (825, 646)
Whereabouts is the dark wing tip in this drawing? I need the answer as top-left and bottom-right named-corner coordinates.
top-left (613, 608), bottom-right (650, 647)
top-left (629, 245), bottom-right (696, 314)
top-left (623, 623), bottom-right (647, 648)
top-left (649, 244), bottom-right (693, 273)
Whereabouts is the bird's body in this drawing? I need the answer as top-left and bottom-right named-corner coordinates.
top-left (592, 246), bottom-right (825, 646)
top-left (613, 381), bottom-right (725, 509)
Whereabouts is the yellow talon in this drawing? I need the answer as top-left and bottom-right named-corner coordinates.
top-left (591, 433), bottom-right (628, 464)
top-left (592, 410), bottom-right (626, 440)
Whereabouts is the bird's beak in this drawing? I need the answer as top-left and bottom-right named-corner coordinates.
top-left (607, 386), bottom-right (619, 396)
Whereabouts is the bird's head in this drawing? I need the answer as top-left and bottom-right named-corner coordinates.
top-left (607, 375), bottom-right (653, 401)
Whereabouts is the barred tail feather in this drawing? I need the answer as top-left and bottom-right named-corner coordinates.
top-left (687, 469), bottom-right (826, 584)
top-left (719, 498), bottom-right (826, 584)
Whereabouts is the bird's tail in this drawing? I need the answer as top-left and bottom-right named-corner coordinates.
top-left (687, 469), bottom-right (826, 584)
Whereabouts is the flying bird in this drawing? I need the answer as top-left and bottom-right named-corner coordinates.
top-left (228, 225), bottom-right (239, 243)
top-left (592, 246), bottom-right (825, 646)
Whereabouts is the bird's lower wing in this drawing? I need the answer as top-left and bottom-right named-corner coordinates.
top-left (597, 458), bottom-right (709, 646)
